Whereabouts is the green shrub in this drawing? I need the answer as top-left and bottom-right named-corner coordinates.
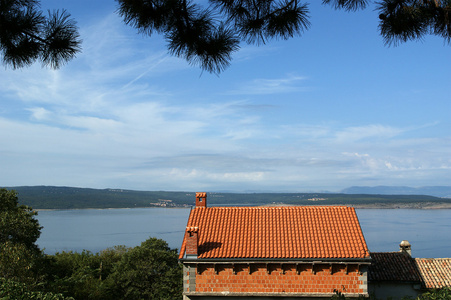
top-left (0, 277), bottom-right (71, 300)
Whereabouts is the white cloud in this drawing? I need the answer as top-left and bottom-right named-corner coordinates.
top-left (229, 74), bottom-right (307, 95)
top-left (27, 107), bottom-right (51, 121)
top-left (334, 124), bottom-right (404, 143)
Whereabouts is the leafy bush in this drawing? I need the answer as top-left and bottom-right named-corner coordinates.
top-left (418, 287), bottom-right (451, 300)
top-left (103, 238), bottom-right (182, 300)
top-left (42, 239), bottom-right (182, 300)
top-left (0, 277), bottom-right (71, 300)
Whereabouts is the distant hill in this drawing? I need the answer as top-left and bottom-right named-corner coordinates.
top-left (5, 186), bottom-right (195, 209)
top-left (3, 185), bottom-right (451, 209)
top-left (341, 186), bottom-right (451, 198)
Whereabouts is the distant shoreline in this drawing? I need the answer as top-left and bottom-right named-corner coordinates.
top-left (14, 186), bottom-right (451, 211)
top-left (35, 206), bottom-right (190, 211)
top-left (348, 202), bottom-right (451, 209)
top-left (35, 202), bottom-right (451, 211)
top-left (264, 201), bottom-right (451, 209)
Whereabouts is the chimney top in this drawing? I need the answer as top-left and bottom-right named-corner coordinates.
top-left (185, 226), bottom-right (199, 258)
top-left (187, 226), bottom-right (198, 233)
top-left (195, 192), bottom-right (207, 207)
top-left (399, 240), bottom-right (412, 256)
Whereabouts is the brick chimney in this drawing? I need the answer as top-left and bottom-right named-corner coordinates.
top-left (399, 240), bottom-right (412, 256)
top-left (185, 226), bottom-right (199, 258)
top-left (196, 192), bottom-right (207, 207)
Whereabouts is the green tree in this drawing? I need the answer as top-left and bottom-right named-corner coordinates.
top-left (116, 0), bottom-right (450, 73)
top-left (0, 189), bottom-right (41, 250)
top-left (104, 237), bottom-right (182, 300)
top-left (418, 287), bottom-right (451, 300)
top-left (45, 250), bottom-right (103, 299)
top-left (45, 247), bottom-right (127, 300)
top-left (43, 241), bottom-right (181, 300)
top-left (0, 188), bottom-right (43, 283)
top-left (0, 277), bottom-right (71, 300)
top-left (0, 0), bottom-right (81, 69)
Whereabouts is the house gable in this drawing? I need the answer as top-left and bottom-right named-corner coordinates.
top-left (179, 194), bottom-right (371, 298)
top-left (179, 206), bottom-right (370, 260)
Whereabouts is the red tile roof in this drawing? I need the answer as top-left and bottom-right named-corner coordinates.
top-left (179, 206), bottom-right (370, 259)
top-left (415, 258), bottom-right (451, 289)
top-left (369, 252), bottom-right (421, 282)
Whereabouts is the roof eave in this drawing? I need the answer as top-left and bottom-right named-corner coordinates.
top-left (180, 257), bottom-right (372, 264)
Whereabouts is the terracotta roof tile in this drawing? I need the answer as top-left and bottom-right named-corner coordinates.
top-left (415, 258), bottom-right (451, 289)
top-left (368, 252), bottom-right (421, 282)
top-left (179, 206), bottom-right (370, 259)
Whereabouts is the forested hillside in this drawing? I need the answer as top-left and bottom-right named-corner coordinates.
top-left (341, 186), bottom-right (451, 198)
top-left (5, 186), bottom-right (451, 209)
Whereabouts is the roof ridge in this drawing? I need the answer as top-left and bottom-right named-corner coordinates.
top-left (416, 257), bottom-right (451, 260)
top-left (194, 205), bottom-right (352, 209)
top-left (371, 251), bottom-right (406, 254)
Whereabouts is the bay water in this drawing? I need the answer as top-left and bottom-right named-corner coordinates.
top-left (36, 208), bottom-right (450, 258)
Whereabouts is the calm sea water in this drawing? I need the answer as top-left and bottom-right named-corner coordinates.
top-left (36, 208), bottom-right (451, 258)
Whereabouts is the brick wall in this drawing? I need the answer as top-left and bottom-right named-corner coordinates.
top-left (183, 263), bottom-right (367, 296)
top-left (185, 227), bottom-right (198, 256)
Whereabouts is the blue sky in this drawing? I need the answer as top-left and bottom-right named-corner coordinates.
top-left (1, 0), bottom-right (450, 192)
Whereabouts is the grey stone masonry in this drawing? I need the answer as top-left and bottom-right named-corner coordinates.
top-left (359, 265), bottom-right (368, 294)
top-left (183, 265), bottom-right (196, 293)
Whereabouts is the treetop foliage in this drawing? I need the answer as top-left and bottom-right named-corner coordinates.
top-left (116, 0), bottom-right (451, 73)
top-left (1, 1), bottom-right (449, 72)
top-left (0, 188), bottom-right (43, 283)
top-left (0, 188), bottom-right (41, 252)
top-left (116, 0), bottom-right (311, 74)
top-left (0, 277), bottom-right (70, 300)
top-left (376, 0), bottom-right (451, 46)
top-left (0, 0), bottom-right (81, 69)
top-left (107, 238), bottom-right (182, 299)
top-left (417, 287), bottom-right (451, 300)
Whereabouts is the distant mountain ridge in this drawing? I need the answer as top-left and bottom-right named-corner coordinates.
top-left (341, 186), bottom-right (451, 198)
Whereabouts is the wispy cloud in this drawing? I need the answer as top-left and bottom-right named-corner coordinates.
top-left (228, 74), bottom-right (308, 95)
top-left (27, 107), bottom-right (51, 121)
top-left (334, 124), bottom-right (405, 143)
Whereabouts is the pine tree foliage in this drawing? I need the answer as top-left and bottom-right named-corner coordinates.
top-left (116, 0), bottom-right (311, 74)
top-left (321, 0), bottom-right (451, 46)
top-left (117, 0), bottom-right (450, 73)
top-left (376, 0), bottom-right (451, 46)
top-left (0, 0), bottom-right (81, 69)
top-left (322, 0), bottom-right (369, 11)
top-left (2, 1), bottom-right (449, 72)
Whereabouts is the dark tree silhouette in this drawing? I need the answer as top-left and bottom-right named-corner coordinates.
top-left (375, 0), bottom-right (451, 46)
top-left (116, 0), bottom-right (310, 74)
top-left (0, 0), bottom-right (81, 69)
top-left (2, 1), bottom-right (449, 72)
top-left (116, 0), bottom-right (450, 74)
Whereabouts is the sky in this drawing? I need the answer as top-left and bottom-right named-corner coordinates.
top-left (1, 1), bottom-right (450, 193)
